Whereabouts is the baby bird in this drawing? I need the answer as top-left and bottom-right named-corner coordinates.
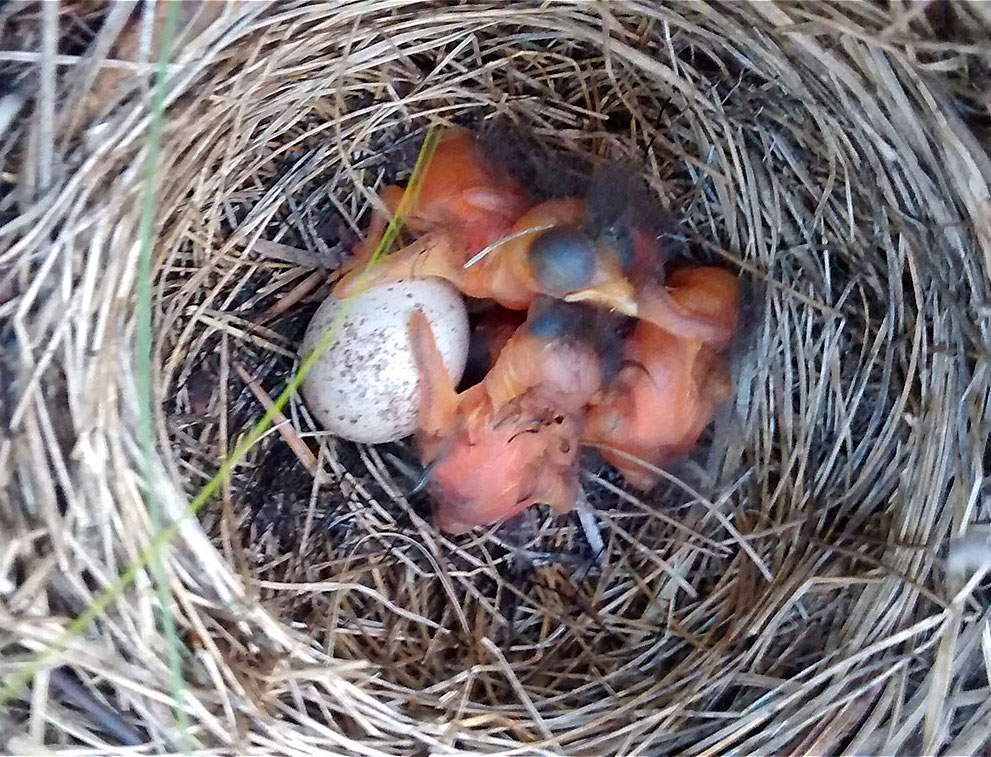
top-left (575, 164), bottom-right (738, 348)
top-left (334, 126), bottom-right (639, 312)
top-left (364, 126), bottom-right (530, 257)
top-left (335, 126), bottom-right (529, 295)
top-left (338, 128), bottom-right (735, 347)
top-left (336, 192), bottom-right (638, 312)
top-left (408, 297), bottom-right (603, 534)
top-left (583, 266), bottom-right (740, 490)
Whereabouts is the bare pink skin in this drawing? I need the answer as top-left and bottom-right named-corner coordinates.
top-left (584, 266), bottom-right (740, 490)
top-left (408, 309), bottom-right (602, 535)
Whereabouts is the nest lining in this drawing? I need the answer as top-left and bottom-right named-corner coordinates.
top-left (3, 2), bottom-right (991, 755)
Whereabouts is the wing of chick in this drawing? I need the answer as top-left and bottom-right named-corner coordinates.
top-left (633, 254), bottom-right (741, 349)
top-left (407, 309), bottom-right (461, 445)
top-left (665, 266), bottom-right (741, 342)
top-left (335, 127), bottom-right (530, 298)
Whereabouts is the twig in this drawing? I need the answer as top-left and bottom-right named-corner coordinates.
top-left (49, 668), bottom-right (143, 747)
top-left (251, 238), bottom-right (343, 269)
top-left (262, 269), bottom-right (328, 320)
top-left (0, 50), bottom-right (182, 73)
top-left (36, 0), bottom-right (58, 195)
top-left (0, 89), bottom-right (27, 136)
top-left (234, 362), bottom-right (317, 475)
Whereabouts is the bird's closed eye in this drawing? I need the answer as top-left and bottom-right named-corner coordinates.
top-left (527, 228), bottom-right (597, 296)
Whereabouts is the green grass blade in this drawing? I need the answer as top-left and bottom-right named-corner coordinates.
top-left (0, 122), bottom-right (442, 715)
top-left (133, 0), bottom-right (190, 747)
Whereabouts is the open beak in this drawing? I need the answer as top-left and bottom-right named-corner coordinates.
top-left (564, 275), bottom-right (638, 316)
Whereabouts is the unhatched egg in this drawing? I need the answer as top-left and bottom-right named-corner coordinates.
top-left (300, 278), bottom-right (469, 444)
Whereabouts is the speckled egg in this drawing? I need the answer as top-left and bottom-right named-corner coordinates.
top-left (300, 278), bottom-right (469, 444)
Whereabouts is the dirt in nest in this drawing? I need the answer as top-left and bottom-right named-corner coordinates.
top-left (237, 443), bottom-right (326, 547)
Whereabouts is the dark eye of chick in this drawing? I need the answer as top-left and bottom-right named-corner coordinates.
top-left (527, 227), bottom-right (596, 295)
top-left (526, 295), bottom-right (585, 339)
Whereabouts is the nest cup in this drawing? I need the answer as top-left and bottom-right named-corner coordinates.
top-left (5, 2), bottom-right (991, 754)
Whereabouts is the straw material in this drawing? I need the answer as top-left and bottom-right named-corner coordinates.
top-left (3, 1), bottom-right (991, 754)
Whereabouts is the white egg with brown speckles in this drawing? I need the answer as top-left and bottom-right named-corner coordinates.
top-left (300, 278), bottom-right (469, 444)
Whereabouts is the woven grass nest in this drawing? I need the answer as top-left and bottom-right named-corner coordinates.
top-left (3, 1), bottom-right (991, 754)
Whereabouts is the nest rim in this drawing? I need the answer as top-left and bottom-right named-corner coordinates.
top-left (3, 2), bottom-right (991, 755)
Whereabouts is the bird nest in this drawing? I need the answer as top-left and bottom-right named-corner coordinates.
top-left (3, 2), bottom-right (991, 755)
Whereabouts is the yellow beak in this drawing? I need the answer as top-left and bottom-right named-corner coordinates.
top-left (564, 275), bottom-right (638, 316)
